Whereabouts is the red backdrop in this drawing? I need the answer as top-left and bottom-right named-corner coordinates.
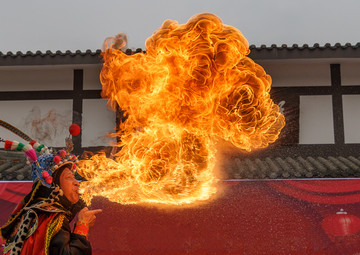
top-left (2, 179), bottom-right (360, 254)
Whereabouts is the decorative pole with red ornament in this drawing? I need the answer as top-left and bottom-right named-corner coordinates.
top-left (67, 123), bottom-right (81, 155)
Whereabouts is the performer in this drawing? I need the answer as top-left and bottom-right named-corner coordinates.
top-left (0, 122), bottom-right (101, 255)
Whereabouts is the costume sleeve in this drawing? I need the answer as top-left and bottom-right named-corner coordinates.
top-left (49, 219), bottom-right (92, 255)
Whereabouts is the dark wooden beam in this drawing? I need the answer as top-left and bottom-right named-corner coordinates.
top-left (271, 87), bottom-right (299, 144)
top-left (331, 64), bottom-right (345, 145)
top-left (269, 85), bottom-right (360, 96)
top-left (0, 91), bottom-right (74, 100)
top-left (0, 90), bottom-right (101, 101)
top-left (72, 69), bottom-right (83, 154)
top-left (229, 143), bottom-right (360, 160)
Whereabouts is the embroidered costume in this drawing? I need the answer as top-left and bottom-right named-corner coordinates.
top-left (0, 121), bottom-right (92, 255)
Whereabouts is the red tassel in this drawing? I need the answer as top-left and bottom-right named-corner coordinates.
top-left (29, 140), bottom-right (37, 146)
top-left (25, 148), bottom-right (37, 162)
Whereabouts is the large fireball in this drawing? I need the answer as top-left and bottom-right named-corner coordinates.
top-left (77, 13), bottom-right (285, 205)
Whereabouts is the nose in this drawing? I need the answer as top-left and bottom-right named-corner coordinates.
top-left (74, 179), bottom-right (80, 187)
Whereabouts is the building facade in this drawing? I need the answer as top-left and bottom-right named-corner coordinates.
top-left (1, 44), bottom-right (360, 179)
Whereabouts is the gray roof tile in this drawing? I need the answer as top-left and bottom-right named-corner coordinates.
top-left (348, 156), bottom-right (360, 165)
top-left (0, 150), bottom-right (30, 180)
top-left (307, 156), bottom-right (327, 176)
top-left (265, 157), bottom-right (281, 179)
top-left (275, 157), bottom-right (291, 178)
top-left (338, 156), bottom-right (359, 171)
top-left (3, 43), bottom-right (360, 66)
top-left (1, 42), bottom-right (360, 59)
top-left (1, 150), bottom-right (360, 180)
top-left (229, 155), bottom-right (360, 179)
top-left (249, 42), bottom-right (360, 51)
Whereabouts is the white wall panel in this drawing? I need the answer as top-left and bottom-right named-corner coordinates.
top-left (82, 99), bottom-right (116, 147)
top-left (259, 61), bottom-right (331, 87)
top-left (341, 63), bottom-right (360, 86)
top-left (83, 65), bottom-right (102, 90)
top-left (343, 95), bottom-right (360, 143)
top-left (299, 95), bottom-right (334, 144)
top-left (0, 68), bottom-right (73, 91)
top-left (0, 100), bottom-right (73, 147)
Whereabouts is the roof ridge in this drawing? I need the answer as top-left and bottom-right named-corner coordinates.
top-left (2, 43), bottom-right (360, 57)
top-left (0, 49), bottom-right (103, 58)
top-left (249, 42), bottom-right (360, 50)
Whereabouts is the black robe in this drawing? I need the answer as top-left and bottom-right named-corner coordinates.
top-left (49, 216), bottom-right (92, 255)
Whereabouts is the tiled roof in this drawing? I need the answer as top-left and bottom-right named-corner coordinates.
top-left (0, 49), bottom-right (101, 58)
top-left (0, 150), bottom-right (30, 180)
top-left (1, 43), bottom-right (360, 57)
top-left (224, 155), bottom-right (360, 179)
top-left (248, 42), bottom-right (360, 51)
top-left (1, 150), bottom-right (360, 181)
top-left (1, 43), bottom-right (360, 66)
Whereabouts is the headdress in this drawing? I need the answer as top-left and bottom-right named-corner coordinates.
top-left (0, 120), bottom-right (81, 186)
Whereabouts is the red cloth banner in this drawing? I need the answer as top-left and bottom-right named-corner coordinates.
top-left (1, 179), bottom-right (360, 254)
top-left (269, 179), bottom-right (360, 204)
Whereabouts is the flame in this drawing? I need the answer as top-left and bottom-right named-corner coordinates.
top-left (77, 13), bottom-right (285, 205)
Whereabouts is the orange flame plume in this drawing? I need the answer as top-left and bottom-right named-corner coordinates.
top-left (77, 13), bottom-right (285, 205)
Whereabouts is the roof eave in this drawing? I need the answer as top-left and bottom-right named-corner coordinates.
top-left (249, 46), bottom-right (360, 60)
top-left (1, 43), bottom-right (360, 66)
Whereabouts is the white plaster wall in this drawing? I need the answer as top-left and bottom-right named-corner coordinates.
top-left (83, 65), bottom-right (102, 90)
top-left (259, 60), bottom-right (331, 87)
top-left (0, 100), bottom-right (73, 147)
top-left (0, 68), bottom-right (73, 91)
top-left (299, 95), bottom-right (334, 144)
top-left (82, 99), bottom-right (116, 147)
top-left (342, 95), bottom-right (360, 143)
top-left (341, 63), bottom-right (360, 86)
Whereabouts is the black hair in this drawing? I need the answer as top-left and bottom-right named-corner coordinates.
top-left (52, 163), bottom-right (73, 187)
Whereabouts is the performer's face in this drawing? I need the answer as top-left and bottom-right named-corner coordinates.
top-left (60, 168), bottom-right (80, 204)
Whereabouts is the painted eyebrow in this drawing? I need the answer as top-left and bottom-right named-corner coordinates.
top-left (64, 173), bottom-right (75, 178)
